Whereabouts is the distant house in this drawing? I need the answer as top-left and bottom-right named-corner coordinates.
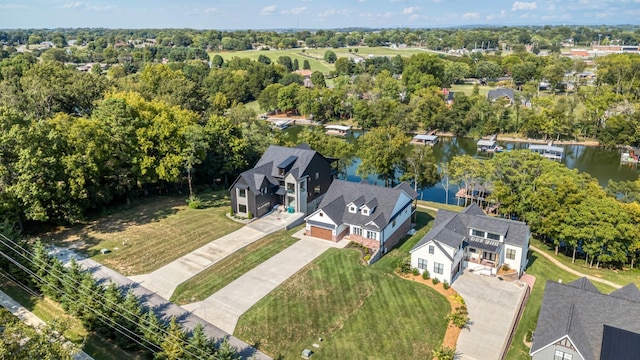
top-left (530, 278), bottom-right (640, 360)
top-left (229, 144), bottom-right (335, 218)
top-left (410, 204), bottom-right (529, 284)
top-left (294, 69), bottom-right (314, 88)
top-left (487, 88), bottom-right (516, 104)
top-left (305, 180), bottom-right (418, 258)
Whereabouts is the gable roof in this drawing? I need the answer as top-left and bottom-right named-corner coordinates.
top-left (234, 144), bottom-right (331, 192)
top-left (487, 88), bottom-right (516, 101)
top-left (531, 279), bottom-right (640, 360)
top-left (609, 283), bottom-right (640, 302)
top-left (316, 180), bottom-right (417, 231)
top-left (411, 204), bottom-right (530, 253)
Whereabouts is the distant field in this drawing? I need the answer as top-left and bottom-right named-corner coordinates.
top-left (212, 47), bottom-right (438, 74)
top-left (450, 83), bottom-right (497, 96)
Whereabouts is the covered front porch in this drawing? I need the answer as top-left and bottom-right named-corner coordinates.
top-left (464, 236), bottom-right (502, 276)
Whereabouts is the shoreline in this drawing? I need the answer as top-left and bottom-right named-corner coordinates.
top-left (435, 132), bottom-right (601, 147)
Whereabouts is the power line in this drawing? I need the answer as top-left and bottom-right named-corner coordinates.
top-left (0, 247), bottom-right (161, 355)
top-left (0, 234), bottom-right (216, 360)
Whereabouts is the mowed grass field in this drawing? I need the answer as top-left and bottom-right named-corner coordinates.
top-left (48, 190), bottom-right (243, 276)
top-left (505, 251), bottom-right (616, 360)
top-left (235, 209), bottom-right (450, 359)
top-left (171, 228), bottom-right (300, 305)
top-left (213, 46), bottom-right (437, 74)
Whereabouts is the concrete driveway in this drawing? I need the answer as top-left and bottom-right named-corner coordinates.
top-left (452, 271), bottom-right (527, 360)
top-left (129, 211), bottom-right (304, 299)
top-left (183, 231), bottom-right (348, 334)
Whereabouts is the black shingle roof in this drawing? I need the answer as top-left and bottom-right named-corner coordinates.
top-left (531, 278), bottom-right (640, 360)
top-left (317, 180), bottom-right (417, 231)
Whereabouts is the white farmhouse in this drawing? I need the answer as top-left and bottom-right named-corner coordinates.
top-left (410, 204), bottom-right (529, 284)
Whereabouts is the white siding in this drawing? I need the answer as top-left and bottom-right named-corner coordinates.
top-left (305, 210), bottom-right (336, 232)
top-left (381, 202), bottom-right (412, 243)
top-left (390, 194), bottom-right (413, 217)
top-left (411, 241), bottom-right (456, 284)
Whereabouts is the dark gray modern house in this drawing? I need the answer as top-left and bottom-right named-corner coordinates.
top-left (229, 144), bottom-right (335, 218)
top-left (530, 278), bottom-right (640, 360)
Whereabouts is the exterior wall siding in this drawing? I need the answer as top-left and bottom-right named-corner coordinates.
top-left (411, 242), bottom-right (456, 284)
top-left (303, 153), bottom-right (334, 204)
top-left (381, 216), bottom-right (411, 253)
top-left (532, 344), bottom-right (583, 360)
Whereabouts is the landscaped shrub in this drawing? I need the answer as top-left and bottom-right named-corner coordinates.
top-left (247, 211), bottom-right (253, 219)
top-left (447, 305), bottom-right (469, 328)
top-left (432, 277), bottom-right (440, 285)
top-left (526, 329), bottom-right (534, 342)
top-left (399, 256), bottom-right (412, 274)
top-left (411, 267), bottom-right (419, 276)
top-left (229, 207), bottom-right (234, 216)
top-left (432, 346), bottom-right (456, 360)
top-left (187, 197), bottom-right (203, 209)
top-left (501, 264), bottom-right (511, 272)
top-left (443, 281), bottom-right (450, 290)
top-left (422, 270), bottom-right (430, 280)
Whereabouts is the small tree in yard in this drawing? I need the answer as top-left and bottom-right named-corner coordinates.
top-left (324, 50), bottom-right (337, 64)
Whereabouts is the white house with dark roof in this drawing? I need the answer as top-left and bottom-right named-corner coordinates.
top-left (409, 204), bottom-right (529, 284)
top-left (304, 180), bottom-right (418, 258)
top-left (229, 144), bottom-right (335, 218)
top-left (531, 278), bottom-right (640, 360)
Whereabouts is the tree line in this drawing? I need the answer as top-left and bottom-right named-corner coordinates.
top-left (446, 150), bottom-right (640, 269)
top-left (0, 233), bottom-right (241, 359)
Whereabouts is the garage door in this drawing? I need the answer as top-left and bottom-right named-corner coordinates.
top-left (310, 226), bottom-right (332, 240)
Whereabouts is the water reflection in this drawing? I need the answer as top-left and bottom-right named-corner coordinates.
top-left (284, 126), bottom-right (639, 204)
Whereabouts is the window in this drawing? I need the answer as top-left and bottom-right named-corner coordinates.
top-left (300, 181), bottom-right (306, 192)
top-left (418, 258), bottom-right (427, 270)
top-left (261, 187), bottom-right (268, 195)
top-left (349, 206), bottom-right (356, 213)
top-left (428, 245), bottom-right (434, 254)
top-left (279, 168), bottom-right (285, 176)
top-left (392, 219), bottom-right (396, 227)
top-left (469, 248), bottom-right (476, 253)
top-left (366, 231), bottom-right (376, 240)
top-left (314, 185), bottom-right (321, 195)
top-left (238, 189), bottom-right (246, 198)
top-left (362, 208), bottom-right (369, 216)
top-left (471, 229), bottom-right (484, 237)
top-left (315, 172), bottom-right (319, 180)
top-left (434, 262), bottom-right (444, 274)
top-left (506, 248), bottom-right (516, 260)
top-left (487, 232), bottom-right (500, 241)
top-left (287, 183), bottom-right (295, 193)
top-left (483, 251), bottom-right (496, 261)
top-left (238, 204), bottom-right (247, 213)
top-left (554, 350), bottom-right (573, 360)
top-left (353, 227), bottom-right (362, 236)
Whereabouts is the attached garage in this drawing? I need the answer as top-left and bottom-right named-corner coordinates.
top-left (309, 226), bottom-right (333, 241)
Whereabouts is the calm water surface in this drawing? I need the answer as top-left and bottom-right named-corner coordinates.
top-left (284, 126), bottom-right (639, 204)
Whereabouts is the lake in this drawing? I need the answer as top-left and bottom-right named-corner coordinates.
top-left (283, 126), bottom-right (640, 205)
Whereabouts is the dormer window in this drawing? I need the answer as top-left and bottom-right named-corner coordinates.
top-left (361, 208), bottom-right (369, 216)
top-left (349, 206), bottom-right (357, 213)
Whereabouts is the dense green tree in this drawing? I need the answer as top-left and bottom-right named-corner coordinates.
top-left (324, 50), bottom-right (337, 64)
top-left (356, 126), bottom-right (410, 186)
top-left (311, 71), bottom-right (326, 88)
top-left (400, 146), bottom-right (440, 194)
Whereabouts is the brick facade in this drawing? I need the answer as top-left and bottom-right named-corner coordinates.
top-left (382, 217), bottom-right (412, 253)
top-left (347, 235), bottom-right (380, 249)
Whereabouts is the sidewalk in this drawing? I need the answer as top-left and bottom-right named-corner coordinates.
top-left (529, 245), bottom-right (621, 289)
top-left (0, 290), bottom-right (93, 360)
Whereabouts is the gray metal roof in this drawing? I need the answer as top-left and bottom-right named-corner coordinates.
top-left (413, 134), bottom-right (438, 141)
top-left (468, 216), bottom-right (510, 236)
top-left (317, 180), bottom-right (417, 231)
top-left (531, 278), bottom-right (640, 360)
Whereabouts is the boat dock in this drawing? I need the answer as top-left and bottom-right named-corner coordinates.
top-left (411, 134), bottom-right (439, 146)
top-left (529, 142), bottom-right (564, 161)
top-left (621, 148), bottom-right (639, 165)
top-left (325, 124), bottom-right (351, 136)
top-left (477, 135), bottom-right (501, 153)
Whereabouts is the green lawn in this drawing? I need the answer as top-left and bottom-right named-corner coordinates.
top-left (171, 228), bottom-right (301, 305)
top-left (505, 251), bottom-right (616, 360)
top-left (49, 190), bottom-right (243, 276)
top-left (1, 279), bottom-right (144, 360)
top-left (243, 100), bottom-right (263, 113)
top-left (213, 46), bottom-right (438, 75)
top-left (235, 209), bottom-right (448, 359)
top-left (417, 200), bottom-right (464, 212)
top-left (530, 237), bottom-right (640, 287)
top-left (450, 84), bottom-right (497, 96)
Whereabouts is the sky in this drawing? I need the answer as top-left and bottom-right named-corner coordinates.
top-left (1, 0), bottom-right (639, 29)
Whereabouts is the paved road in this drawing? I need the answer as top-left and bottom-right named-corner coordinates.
top-left (50, 248), bottom-right (271, 360)
top-left (452, 272), bottom-right (527, 360)
top-left (529, 245), bottom-right (621, 289)
top-left (130, 211), bottom-right (304, 299)
top-left (183, 231), bottom-right (348, 334)
top-left (0, 290), bottom-right (93, 360)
